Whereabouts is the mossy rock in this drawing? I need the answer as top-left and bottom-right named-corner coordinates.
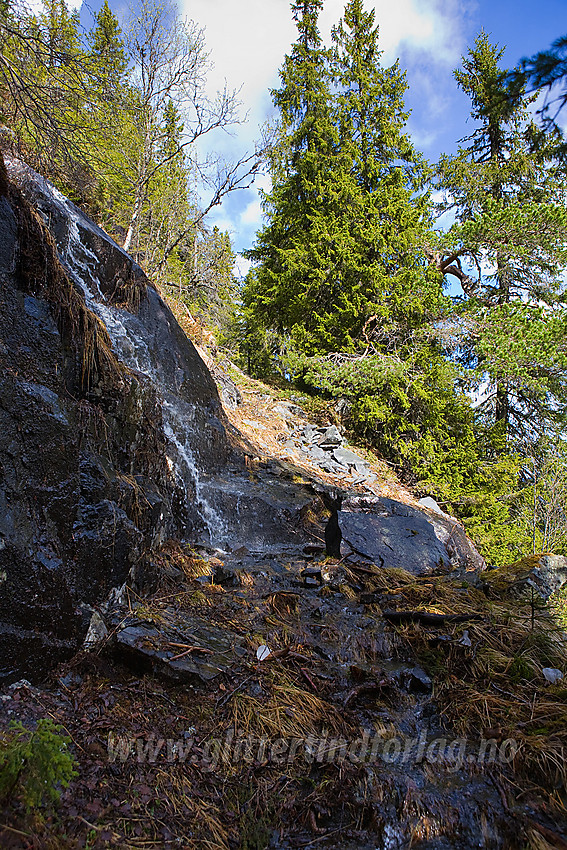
top-left (483, 554), bottom-right (567, 600)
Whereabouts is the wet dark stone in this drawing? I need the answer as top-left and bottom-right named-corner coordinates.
top-left (0, 158), bottom-right (488, 694)
top-left (302, 566), bottom-right (322, 583)
top-left (113, 614), bottom-right (245, 682)
top-left (339, 497), bottom-right (453, 576)
top-left (338, 495), bottom-right (485, 576)
top-left (406, 666), bottom-right (433, 692)
top-left (0, 162), bottom-right (233, 682)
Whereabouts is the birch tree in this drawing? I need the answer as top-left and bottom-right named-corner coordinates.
top-left (122, 0), bottom-right (259, 253)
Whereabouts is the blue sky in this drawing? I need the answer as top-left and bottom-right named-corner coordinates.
top-left (80, 0), bottom-right (566, 275)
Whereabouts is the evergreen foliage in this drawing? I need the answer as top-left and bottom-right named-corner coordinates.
top-left (242, 0), bottom-right (471, 491)
top-left (241, 11), bottom-right (567, 565)
top-left (245, 0), bottom-right (440, 356)
top-left (511, 34), bottom-right (567, 138)
top-left (0, 718), bottom-right (77, 809)
top-left (436, 33), bottom-right (567, 442)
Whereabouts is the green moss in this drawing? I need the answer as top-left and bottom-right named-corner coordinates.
top-left (0, 719), bottom-right (77, 810)
top-left (508, 656), bottom-right (535, 683)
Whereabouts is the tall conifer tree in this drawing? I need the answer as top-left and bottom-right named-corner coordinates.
top-left (329, 0), bottom-right (439, 342)
top-left (437, 33), bottom-right (567, 441)
top-left (245, 0), bottom-right (440, 355)
top-left (246, 0), bottom-right (346, 353)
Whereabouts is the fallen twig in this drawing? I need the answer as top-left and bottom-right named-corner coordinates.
top-left (300, 667), bottom-right (318, 691)
top-left (381, 610), bottom-right (483, 626)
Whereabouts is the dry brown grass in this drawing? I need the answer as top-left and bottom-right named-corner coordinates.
top-left (363, 568), bottom-right (567, 792)
top-left (231, 668), bottom-right (349, 740)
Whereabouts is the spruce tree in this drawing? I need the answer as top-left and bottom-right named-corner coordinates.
top-left (245, 0), bottom-right (345, 353)
top-left (245, 0), bottom-right (440, 355)
top-left (88, 0), bottom-right (127, 94)
top-left (244, 0), bottom-right (477, 491)
top-left (329, 0), bottom-right (439, 342)
top-left (436, 32), bottom-right (567, 442)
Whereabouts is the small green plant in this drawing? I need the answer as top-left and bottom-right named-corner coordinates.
top-left (550, 586), bottom-right (567, 631)
top-left (0, 718), bottom-right (77, 809)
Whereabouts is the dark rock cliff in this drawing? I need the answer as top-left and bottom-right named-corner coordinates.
top-left (0, 156), bottom-right (232, 682)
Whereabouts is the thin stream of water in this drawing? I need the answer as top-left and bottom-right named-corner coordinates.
top-left (39, 173), bottom-right (225, 545)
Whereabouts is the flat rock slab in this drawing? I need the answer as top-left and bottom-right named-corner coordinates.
top-left (318, 425), bottom-right (342, 448)
top-left (333, 447), bottom-right (369, 468)
top-left (339, 497), bottom-right (452, 576)
top-left (114, 613), bottom-right (245, 682)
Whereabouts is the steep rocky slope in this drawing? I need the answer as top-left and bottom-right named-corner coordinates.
top-left (1, 156), bottom-right (567, 849)
top-left (0, 154), bottom-right (487, 683)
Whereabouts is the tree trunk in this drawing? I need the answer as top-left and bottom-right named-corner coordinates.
top-left (495, 251), bottom-right (510, 432)
top-left (123, 189), bottom-right (143, 253)
top-left (495, 380), bottom-right (509, 427)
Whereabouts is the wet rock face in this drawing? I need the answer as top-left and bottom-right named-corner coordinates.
top-left (7, 157), bottom-right (229, 474)
top-left (339, 497), bottom-right (485, 576)
top-left (0, 161), bottom-right (232, 683)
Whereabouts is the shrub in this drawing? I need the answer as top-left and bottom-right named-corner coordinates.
top-left (0, 718), bottom-right (77, 810)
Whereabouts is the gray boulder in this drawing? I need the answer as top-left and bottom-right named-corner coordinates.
top-left (338, 496), bottom-right (485, 577)
top-left (484, 554), bottom-right (567, 600)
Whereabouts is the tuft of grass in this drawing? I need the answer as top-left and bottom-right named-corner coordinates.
top-left (362, 566), bottom-right (567, 792)
top-left (231, 670), bottom-right (348, 740)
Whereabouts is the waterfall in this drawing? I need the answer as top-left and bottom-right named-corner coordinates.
top-left (9, 158), bottom-right (226, 547)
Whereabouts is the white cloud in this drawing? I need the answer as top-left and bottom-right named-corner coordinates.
top-left (241, 197), bottom-right (263, 226)
top-left (182, 0), bottom-right (468, 116)
top-left (235, 255), bottom-right (252, 280)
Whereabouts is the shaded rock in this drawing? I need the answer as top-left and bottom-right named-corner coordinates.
top-left (0, 159), bottom-right (231, 681)
top-left (406, 666), bottom-right (433, 693)
top-left (302, 566), bottom-right (323, 585)
top-left (0, 196), bottom-right (17, 277)
top-left (113, 613), bottom-right (245, 682)
top-left (83, 611), bottom-right (109, 650)
top-left (339, 497), bottom-right (451, 576)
